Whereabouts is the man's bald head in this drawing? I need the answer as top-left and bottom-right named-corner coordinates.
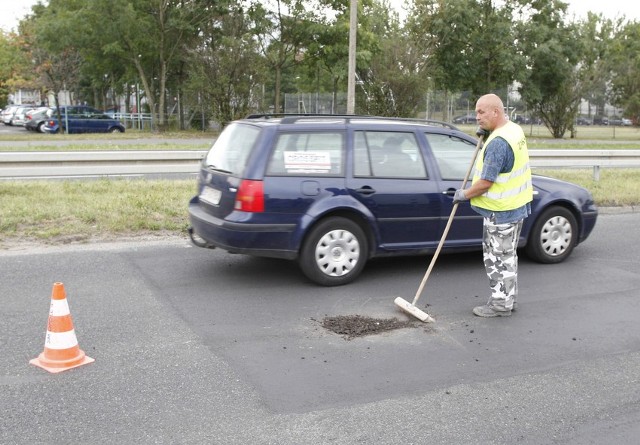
top-left (475, 94), bottom-right (508, 131)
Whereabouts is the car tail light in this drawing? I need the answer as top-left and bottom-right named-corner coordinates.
top-left (235, 180), bottom-right (264, 212)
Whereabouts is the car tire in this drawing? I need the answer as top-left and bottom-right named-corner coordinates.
top-left (525, 206), bottom-right (578, 264)
top-left (37, 122), bottom-right (45, 133)
top-left (299, 217), bottom-right (368, 286)
top-left (110, 127), bottom-right (124, 133)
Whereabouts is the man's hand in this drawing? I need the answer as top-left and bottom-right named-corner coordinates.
top-left (453, 189), bottom-right (468, 204)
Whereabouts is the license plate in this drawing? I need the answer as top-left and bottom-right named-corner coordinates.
top-left (199, 186), bottom-right (222, 206)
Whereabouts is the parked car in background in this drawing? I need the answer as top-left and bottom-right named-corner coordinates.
top-left (43, 106), bottom-right (125, 134)
top-left (11, 106), bottom-right (35, 127)
top-left (452, 114), bottom-right (476, 124)
top-left (513, 115), bottom-right (531, 124)
top-left (24, 107), bottom-right (53, 133)
top-left (576, 116), bottom-right (591, 125)
top-left (593, 116), bottom-right (609, 125)
top-left (1, 105), bottom-right (22, 125)
top-left (188, 114), bottom-right (598, 286)
top-left (609, 117), bottom-right (633, 126)
top-left (103, 107), bottom-right (119, 117)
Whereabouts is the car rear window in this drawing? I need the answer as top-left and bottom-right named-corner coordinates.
top-left (266, 131), bottom-right (344, 176)
top-left (203, 123), bottom-right (261, 175)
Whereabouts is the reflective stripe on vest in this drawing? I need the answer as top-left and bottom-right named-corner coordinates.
top-left (484, 176), bottom-right (532, 200)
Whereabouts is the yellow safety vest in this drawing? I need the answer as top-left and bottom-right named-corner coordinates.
top-left (470, 121), bottom-right (533, 211)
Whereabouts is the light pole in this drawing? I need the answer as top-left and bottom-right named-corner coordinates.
top-left (347, 0), bottom-right (357, 114)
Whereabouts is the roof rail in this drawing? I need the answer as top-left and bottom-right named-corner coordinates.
top-left (279, 114), bottom-right (370, 124)
top-left (244, 113), bottom-right (368, 122)
top-left (243, 113), bottom-right (460, 130)
top-left (371, 116), bottom-right (459, 130)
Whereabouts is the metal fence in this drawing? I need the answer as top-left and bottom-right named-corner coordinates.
top-left (111, 113), bottom-right (154, 130)
top-left (284, 93), bottom-right (348, 114)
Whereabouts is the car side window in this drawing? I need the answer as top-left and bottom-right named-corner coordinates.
top-left (266, 132), bottom-right (344, 176)
top-left (426, 133), bottom-right (477, 180)
top-left (353, 131), bottom-right (427, 179)
top-left (86, 108), bottom-right (104, 118)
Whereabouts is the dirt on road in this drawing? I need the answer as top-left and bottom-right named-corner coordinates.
top-left (319, 314), bottom-right (421, 340)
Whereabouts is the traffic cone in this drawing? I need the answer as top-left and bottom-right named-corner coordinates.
top-left (30, 282), bottom-right (95, 373)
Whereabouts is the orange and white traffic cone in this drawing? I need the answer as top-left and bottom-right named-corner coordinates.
top-left (30, 282), bottom-right (94, 373)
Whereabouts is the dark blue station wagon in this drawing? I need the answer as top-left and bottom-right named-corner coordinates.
top-left (188, 115), bottom-right (598, 286)
top-left (43, 106), bottom-right (125, 134)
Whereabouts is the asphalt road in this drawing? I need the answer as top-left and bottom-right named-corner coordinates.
top-left (1, 211), bottom-right (639, 444)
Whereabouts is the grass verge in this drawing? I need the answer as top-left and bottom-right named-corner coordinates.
top-left (535, 169), bottom-right (640, 206)
top-left (0, 179), bottom-right (195, 246)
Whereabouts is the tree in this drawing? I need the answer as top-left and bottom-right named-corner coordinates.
top-left (573, 13), bottom-right (617, 122)
top-left (0, 31), bottom-right (36, 106)
top-left (70, 0), bottom-right (218, 130)
top-left (515, 0), bottom-right (585, 138)
top-left (356, 0), bottom-right (427, 116)
top-left (609, 20), bottom-right (640, 122)
top-left (9, 0), bottom-right (639, 130)
top-left (407, 0), bottom-right (522, 114)
top-left (25, 0), bottom-right (86, 131)
top-left (184, 3), bottom-right (264, 126)
top-left (247, 0), bottom-right (314, 113)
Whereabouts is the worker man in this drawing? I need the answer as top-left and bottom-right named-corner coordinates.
top-left (453, 93), bottom-right (533, 317)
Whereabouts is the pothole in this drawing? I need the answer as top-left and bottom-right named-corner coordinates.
top-left (318, 315), bottom-right (418, 340)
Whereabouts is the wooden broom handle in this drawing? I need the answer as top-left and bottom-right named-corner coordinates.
top-left (411, 134), bottom-right (485, 305)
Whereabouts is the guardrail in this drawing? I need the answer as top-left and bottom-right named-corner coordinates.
top-left (529, 149), bottom-right (640, 180)
top-left (1, 149), bottom-right (639, 180)
top-left (0, 150), bottom-right (207, 178)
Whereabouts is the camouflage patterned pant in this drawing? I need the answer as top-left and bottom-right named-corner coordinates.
top-left (483, 217), bottom-right (524, 311)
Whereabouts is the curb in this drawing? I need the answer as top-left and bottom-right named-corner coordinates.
top-left (598, 206), bottom-right (639, 214)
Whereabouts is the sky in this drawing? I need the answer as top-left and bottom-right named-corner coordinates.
top-left (1, 0), bottom-right (639, 33)
top-left (388, 0), bottom-right (640, 22)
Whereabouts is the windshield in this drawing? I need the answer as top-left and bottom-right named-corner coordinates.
top-left (204, 123), bottom-right (261, 175)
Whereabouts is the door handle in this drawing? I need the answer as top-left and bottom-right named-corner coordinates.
top-left (355, 186), bottom-right (376, 195)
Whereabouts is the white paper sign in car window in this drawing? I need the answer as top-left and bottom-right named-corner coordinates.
top-left (284, 151), bottom-right (332, 173)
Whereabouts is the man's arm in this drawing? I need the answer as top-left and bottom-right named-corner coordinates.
top-left (462, 178), bottom-right (493, 198)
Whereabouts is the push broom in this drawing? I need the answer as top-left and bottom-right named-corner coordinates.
top-left (394, 128), bottom-right (487, 322)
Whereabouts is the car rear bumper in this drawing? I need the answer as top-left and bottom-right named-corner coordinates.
top-left (188, 197), bottom-right (298, 260)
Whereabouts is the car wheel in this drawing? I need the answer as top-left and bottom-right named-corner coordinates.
top-left (299, 217), bottom-right (368, 286)
top-left (37, 122), bottom-right (45, 133)
top-left (525, 206), bottom-right (578, 264)
top-left (110, 127), bottom-right (124, 133)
